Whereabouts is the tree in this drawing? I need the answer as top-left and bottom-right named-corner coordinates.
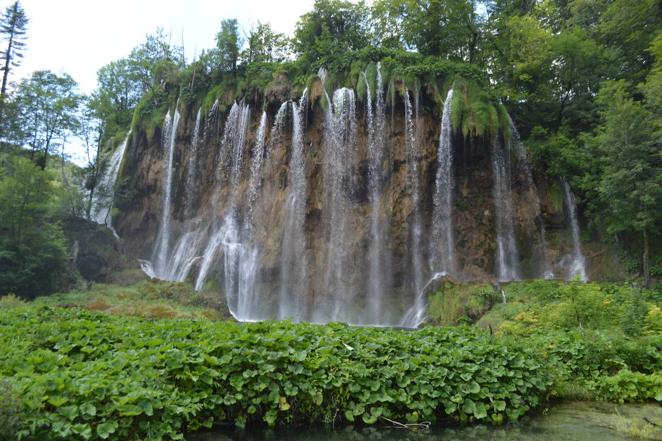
top-left (242, 22), bottom-right (290, 64)
top-left (373, 0), bottom-right (483, 61)
top-left (216, 19), bottom-right (242, 74)
top-left (79, 100), bottom-right (103, 219)
top-left (90, 58), bottom-right (142, 140)
top-left (597, 0), bottom-right (661, 85)
top-left (127, 28), bottom-right (184, 95)
top-left (587, 81), bottom-right (662, 286)
top-left (0, 155), bottom-right (68, 298)
top-left (11, 70), bottom-right (82, 169)
top-left (0, 1), bottom-right (28, 97)
top-left (293, 0), bottom-right (372, 66)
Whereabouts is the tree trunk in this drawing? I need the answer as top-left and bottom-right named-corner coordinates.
top-left (643, 229), bottom-right (650, 288)
top-left (1, 35), bottom-right (13, 97)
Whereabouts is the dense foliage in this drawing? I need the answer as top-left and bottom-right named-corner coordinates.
top-left (3, 279), bottom-right (662, 441)
top-left (430, 280), bottom-right (662, 403)
top-left (0, 155), bottom-right (69, 297)
top-left (0, 304), bottom-right (551, 440)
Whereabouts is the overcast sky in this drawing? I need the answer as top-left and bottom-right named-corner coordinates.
top-left (11, 0), bottom-right (314, 93)
top-left (5, 0), bottom-right (321, 164)
top-left (12, 0), bottom-right (317, 94)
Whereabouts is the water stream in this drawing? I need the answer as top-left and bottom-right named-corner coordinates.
top-left (561, 177), bottom-right (588, 281)
top-left (90, 132), bottom-right (130, 238)
top-left (491, 137), bottom-right (521, 281)
top-left (152, 105), bottom-right (181, 276)
top-left (430, 89), bottom-right (456, 276)
top-left (278, 92), bottom-right (308, 320)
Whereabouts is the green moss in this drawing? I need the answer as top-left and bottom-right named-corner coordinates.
top-left (426, 282), bottom-right (497, 326)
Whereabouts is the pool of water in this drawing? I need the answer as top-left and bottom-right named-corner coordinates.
top-left (189, 401), bottom-right (662, 441)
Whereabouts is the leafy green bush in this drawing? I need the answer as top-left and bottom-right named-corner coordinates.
top-left (595, 370), bottom-right (662, 403)
top-left (0, 305), bottom-right (551, 440)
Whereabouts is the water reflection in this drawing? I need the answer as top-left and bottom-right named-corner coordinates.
top-left (189, 402), bottom-right (662, 441)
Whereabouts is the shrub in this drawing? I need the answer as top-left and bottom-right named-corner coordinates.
top-left (595, 370), bottom-right (662, 403)
top-left (0, 306), bottom-right (551, 440)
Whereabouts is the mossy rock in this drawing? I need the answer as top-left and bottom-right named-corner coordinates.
top-left (426, 281), bottom-right (497, 326)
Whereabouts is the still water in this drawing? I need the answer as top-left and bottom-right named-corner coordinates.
top-left (190, 402), bottom-right (662, 441)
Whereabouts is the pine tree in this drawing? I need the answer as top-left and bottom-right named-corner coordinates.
top-left (0, 1), bottom-right (28, 97)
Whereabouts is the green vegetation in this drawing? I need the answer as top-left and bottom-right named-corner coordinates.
top-left (2, 279), bottom-right (662, 440)
top-left (429, 280), bottom-right (662, 404)
top-left (0, 1), bottom-right (28, 97)
top-left (31, 280), bottom-right (230, 321)
top-left (0, 1), bottom-right (661, 438)
top-left (0, 303), bottom-right (549, 440)
top-left (0, 155), bottom-right (69, 297)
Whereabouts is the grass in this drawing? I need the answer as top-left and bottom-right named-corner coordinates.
top-left (25, 280), bottom-right (231, 321)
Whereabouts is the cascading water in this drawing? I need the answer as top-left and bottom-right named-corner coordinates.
top-left (90, 132), bottom-right (130, 238)
top-left (430, 89), bottom-right (457, 276)
top-left (235, 111), bottom-right (268, 320)
top-left (145, 106), bottom-right (205, 283)
top-left (278, 92), bottom-right (309, 320)
top-left (152, 106), bottom-right (181, 277)
top-left (400, 90), bottom-right (426, 328)
top-left (363, 65), bottom-right (392, 325)
top-left (508, 117), bottom-right (553, 279)
top-left (245, 111), bottom-right (268, 228)
top-left (561, 178), bottom-right (588, 281)
top-left (126, 74), bottom-right (589, 329)
top-left (491, 137), bottom-right (521, 281)
top-left (184, 107), bottom-right (202, 219)
top-left (316, 87), bottom-right (358, 323)
top-left (194, 103), bottom-right (251, 310)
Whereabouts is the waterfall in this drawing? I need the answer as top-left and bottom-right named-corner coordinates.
top-left (145, 106), bottom-right (205, 283)
top-left (508, 117), bottom-right (553, 279)
top-left (90, 132), bottom-right (130, 238)
top-left (235, 111), bottom-right (268, 320)
top-left (184, 107), bottom-right (202, 219)
top-left (245, 111), bottom-right (268, 228)
top-left (363, 65), bottom-right (391, 325)
top-left (278, 92), bottom-right (309, 320)
top-left (204, 99), bottom-right (220, 144)
top-left (561, 178), bottom-right (588, 281)
top-left (430, 89), bottom-right (457, 276)
top-left (399, 90), bottom-right (425, 328)
top-left (491, 137), bottom-right (521, 281)
top-left (152, 106), bottom-right (181, 276)
top-left (194, 102), bottom-right (250, 293)
top-left (316, 87), bottom-right (357, 323)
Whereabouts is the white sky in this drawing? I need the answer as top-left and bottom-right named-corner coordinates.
top-left (4, 0), bottom-right (318, 164)
top-left (12, 0), bottom-right (317, 93)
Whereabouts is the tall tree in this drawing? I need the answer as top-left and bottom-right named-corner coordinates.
top-left (586, 81), bottom-right (662, 287)
top-left (242, 22), bottom-right (289, 64)
top-left (12, 70), bottom-right (81, 169)
top-left (216, 19), bottom-right (242, 74)
top-left (90, 58), bottom-right (142, 140)
top-left (373, 0), bottom-right (483, 61)
top-left (0, 1), bottom-right (28, 97)
top-left (0, 155), bottom-right (68, 297)
top-left (293, 0), bottom-right (372, 66)
top-left (127, 29), bottom-right (183, 95)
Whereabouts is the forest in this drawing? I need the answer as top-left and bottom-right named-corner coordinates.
top-left (0, 0), bottom-right (662, 440)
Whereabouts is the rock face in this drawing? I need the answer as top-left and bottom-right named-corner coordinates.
top-left (112, 83), bottom-right (597, 326)
top-left (63, 218), bottom-right (144, 285)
